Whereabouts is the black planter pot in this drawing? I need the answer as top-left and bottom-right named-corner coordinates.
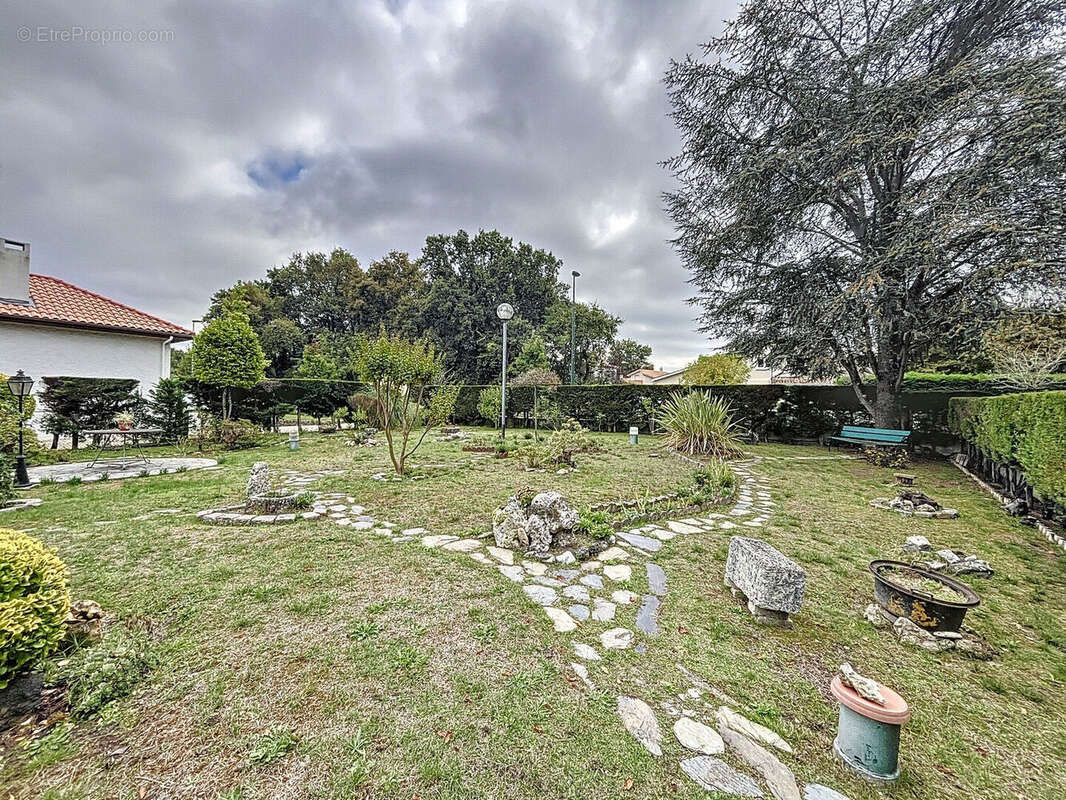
top-left (869, 560), bottom-right (980, 633)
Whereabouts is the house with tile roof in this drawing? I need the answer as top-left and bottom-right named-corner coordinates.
top-left (0, 237), bottom-right (193, 421)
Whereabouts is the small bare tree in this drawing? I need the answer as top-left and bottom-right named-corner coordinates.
top-left (986, 312), bottom-right (1066, 390)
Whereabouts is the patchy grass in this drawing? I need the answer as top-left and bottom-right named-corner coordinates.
top-left (1, 432), bottom-right (1064, 799)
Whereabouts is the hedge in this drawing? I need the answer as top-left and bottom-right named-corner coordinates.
top-left (949, 391), bottom-right (1066, 506)
top-left (843, 372), bottom-right (1066, 392)
top-left (186, 378), bottom-right (1025, 445)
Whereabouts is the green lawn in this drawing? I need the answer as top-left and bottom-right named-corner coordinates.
top-left (2, 430), bottom-right (1064, 800)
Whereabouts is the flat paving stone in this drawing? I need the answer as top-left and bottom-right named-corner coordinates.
top-left (497, 565), bottom-right (525, 583)
top-left (563, 585), bottom-right (590, 603)
top-left (599, 546), bottom-right (630, 562)
top-left (580, 560), bottom-right (602, 572)
top-left (591, 598), bottom-right (616, 622)
top-left (636, 595), bottom-right (661, 635)
top-left (618, 531), bottom-right (663, 552)
top-left (600, 627), bottom-right (635, 650)
top-left (603, 564), bottom-right (633, 582)
top-left (674, 716), bottom-right (725, 755)
top-left (680, 756), bottom-right (763, 797)
top-left (571, 662), bottom-right (594, 689)
top-left (523, 585), bottom-right (558, 606)
top-left (486, 546), bottom-right (514, 565)
top-left (649, 528), bottom-right (677, 541)
top-left (568, 604), bottom-right (590, 621)
top-left (716, 707), bottom-right (793, 754)
top-left (545, 607), bottom-right (578, 632)
top-left (573, 641), bottom-right (601, 661)
top-left (804, 785), bottom-right (851, 800)
top-left (667, 521), bottom-right (702, 535)
top-left (522, 560), bottom-right (548, 576)
top-left (611, 589), bottom-right (639, 605)
top-left (617, 696), bottom-right (662, 756)
top-left (646, 563), bottom-right (667, 596)
top-left (579, 574), bottom-right (604, 589)
top-left (421, 534), bottom-right (458, 548)
top-left (533, 576), bottom-right (566, 588)
top-left (442, 538), bottom-right (482, 552)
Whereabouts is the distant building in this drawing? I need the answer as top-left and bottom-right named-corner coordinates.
top-left (622, 367), bottom-right (686, 385)
top-left (0, 237), bottom-right (193, 419)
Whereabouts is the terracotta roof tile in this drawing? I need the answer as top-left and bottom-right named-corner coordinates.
top-left (0, 274), bottom-right (193, 340)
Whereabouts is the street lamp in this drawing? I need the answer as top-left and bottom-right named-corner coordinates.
top-left (496, 302), bottom-right (514, 438)
top-left (569, 270), bottom-right (581, 384)
top-left (6, 370), bottom-right (34, 487)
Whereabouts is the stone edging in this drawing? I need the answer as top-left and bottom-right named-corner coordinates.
top-left (950, 456), bottom-right (1066, 555)
top-left (0, 498), bottom-right (43, 513)
top-left (868, 498), bottom-right (958, 519)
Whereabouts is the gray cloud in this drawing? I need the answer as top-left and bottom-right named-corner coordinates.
top-left (1, 0), bottom-right (733, 370)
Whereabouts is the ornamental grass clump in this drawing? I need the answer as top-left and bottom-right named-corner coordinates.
top-left (0, 528), bottom-right (70, 689)
top-left (656, 391), bottom-right (744, 458)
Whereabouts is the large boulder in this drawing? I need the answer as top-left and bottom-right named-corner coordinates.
top-left (724, 536), bottom-right (806, 626)
top-left (492, 491), bottom-right (578, 556)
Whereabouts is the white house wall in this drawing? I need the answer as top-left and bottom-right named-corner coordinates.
top-left (0, 321), bottom-right (172, 435)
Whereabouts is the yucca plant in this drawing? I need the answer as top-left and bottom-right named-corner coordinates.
top-left (656, 391), bottom-right (745, 458)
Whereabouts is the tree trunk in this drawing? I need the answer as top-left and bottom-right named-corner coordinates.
top-left (72, 430), bottom-right (80, 450)
top-left (51, 433), bottom-right (59, 450)
top-left (873, 376), bottom-right (902, 429)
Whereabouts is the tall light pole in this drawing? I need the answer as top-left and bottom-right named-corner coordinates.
top-left (496, 303), bottom-right (514, 438)
top-left (569, 270), bottom-right (580, 384)
top-left (6, 370), bottom-right (34, 487)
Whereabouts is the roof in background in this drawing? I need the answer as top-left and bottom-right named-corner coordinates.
top-left (0, 274), bottom-right (193, 340)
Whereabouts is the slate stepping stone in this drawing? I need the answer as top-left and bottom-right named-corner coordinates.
top-left (468, 552), bottom-right (494, 565)
top-left (421, 534), bottom-right (458, 548)
top-left (553, 569), bottom-right (580, 582)
top-left (442, 539), bottom-right (482, 552)
top-left (716, 707), bottom-right (793, 754)
top-left (523, 585), bottom-right (558, 606)
top-left (680, 756), bottom-right (763, 797)
top-left (720, 521), bottom-right (737, 529)
top-left (569, 604), bottom-right (590, 621)
top-left (599, 546), bottom-right (630, 562)
top-left (611, 590), bottom-right (639, 605)
top-left (617, 696), bottom-right (662, 756)
top-left (618, 531), bottom-right (663, 552)
top-left (486, 546), bottom-right (514, 564)
top-left (591, 598), bottom-right (616, 622)
top-left (674, 717), bottom-right (724, 755)
top-left (403, 527), bottom-right (428, 536)
top-left (666, 521), bottom-right (702, 535)
top-left (533, 576), bottom-right (566, 588)
top-left (636, 595), bottom-right (661, 635)
top-left (545, 607), bottom-right (578, 633)
top-left (498, 565), bottom-right (525, 583)
top-left (580, 574), bottom-right (604, 589)
top-left (522, 560), bottom-right (548, 576)
top-left (646, 564), bottom-right (667, 596)
top-left (600, 628), bottom-right (635, 650)
top-left (717, 721), bottom-right (801, 800)
top-left (580, 560), bottom-right (602, 572)
top-left (572, 641), bottom-right (601, 661)
top-left (563, 585), bottom-right (590, 602)
top-left (603, 564), bottom-right (633, 582)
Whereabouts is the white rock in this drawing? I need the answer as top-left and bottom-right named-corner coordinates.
top-left (839, 663), bottom-right (885, 705)
top-left (522, 560), bottom-right (548, 576)
top-left (571, 662), bottom-right (595, 689)
top-left (674, 716), bottom-right (725, 755)
top-left (420, 534), bottom-right (458, 548)
top-left (611, 590), bottom-right (639, 605)
top-left (667, 520), bottom-right (702, 534)
top-left (442, 538), bottom-right (482, 552)
top-left (599, 546), bottom-right (630, 562)
top-left (545, 607), bottom-right (578, 633)
top-left (563, 585), bottom-right (590, 603)
top-left (804, 785), bottom-right (852, 800)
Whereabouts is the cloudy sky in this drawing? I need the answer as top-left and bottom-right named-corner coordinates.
top-left (2, 0), bottom-right (734, 370)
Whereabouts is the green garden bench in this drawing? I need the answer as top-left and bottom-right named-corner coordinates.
top-left (826, 425), bottom-right (910, 451)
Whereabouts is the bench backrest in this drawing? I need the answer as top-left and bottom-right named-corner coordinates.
top-left (839, 425), bottom-right (910, 443)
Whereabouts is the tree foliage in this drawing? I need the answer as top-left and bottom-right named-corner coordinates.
top-left (684, 354), bottom-right (751, 385)
top-left (189, 298), bottom-right (267, 419)
top-left (666, 0), bottom-right (1066, 426)
top-left (37, 378), bottom-right (140, 449)
top-left (353, 332), bottom-right (458, 474)
top-left (985, 310), bottom-right (1066, 389)
top-left (146, 378), bottom-right (190, 442)
top-left (604, 339), bottom-right (653, 383)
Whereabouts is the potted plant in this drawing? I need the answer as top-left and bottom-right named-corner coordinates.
top-left (114, 411), bottom-right (135, 431)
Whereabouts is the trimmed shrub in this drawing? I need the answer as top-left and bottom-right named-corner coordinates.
top-left (52, 627), bottom-right (155, 718)
top-left (195, 416), bottom-right (266, 450)
top-left (0, 453), bottom-right (13, 504)
top-left (477, 387), bottom-right (502, 426)
top-left (656, 391), bottom-right (744, 457)
top-left (0, 528), bottom-right (70, 688)
top-left (949, 391), bottom-right (1066, 506)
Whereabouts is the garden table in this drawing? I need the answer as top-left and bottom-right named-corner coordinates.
top-left (81, 427), bottom-right (164, 469)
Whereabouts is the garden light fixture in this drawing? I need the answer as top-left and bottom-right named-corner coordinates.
top-left (6, 369), bottom-right (33, 487)
top-left (496, 303), bottom-right (514, 438)
top-left (570, 271), bottom-right (580, 384)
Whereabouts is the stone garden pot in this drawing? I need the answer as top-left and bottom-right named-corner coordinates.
top-left (869, 560), bottom-right (979, 633)
top-left (246, 491), bottom-right (302, 514)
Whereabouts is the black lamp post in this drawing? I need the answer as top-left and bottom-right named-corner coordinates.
top-left (6, 370), bottom-right (33, 487)
top-left (569, 270), bottom-right (580, 384)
